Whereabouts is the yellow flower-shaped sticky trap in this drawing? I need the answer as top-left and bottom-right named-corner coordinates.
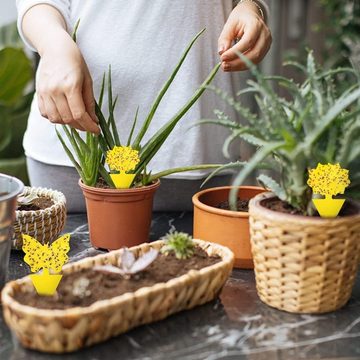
top-left (106, 146), bottom-right (140, 189)
top-left (307, 163), bottom-right (350, 218)
top-left (22, 234), bottom-right (70, 296)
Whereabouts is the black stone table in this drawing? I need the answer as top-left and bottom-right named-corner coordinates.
top-left (1, 213), bottom-right (360, 360)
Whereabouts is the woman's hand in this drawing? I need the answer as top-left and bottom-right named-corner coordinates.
top-left (37, 32), bottom-right (99, 133)
top-left (218, 1), bottom-right (272, 72)
top-left (22, 4), bottom-right (99, 133)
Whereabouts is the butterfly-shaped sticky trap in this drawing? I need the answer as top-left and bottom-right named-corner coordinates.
top-left (22, 234), bottom-right (71, 296)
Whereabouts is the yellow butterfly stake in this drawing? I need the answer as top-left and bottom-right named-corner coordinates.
top-left (22, 234), bottom-right (71, 296)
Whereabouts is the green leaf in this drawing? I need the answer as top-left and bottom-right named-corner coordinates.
top-left (135, 63), bottom-right (221, 175)
top-left (95, 102), bottom-right (115, 149)
top-left (107, 67), bottom-right (121, 146)
top-left (128, 106), bottom-right (139, 146)
top-left (148, 164), bottom-right (223, 183)
top-left (0, 48), bottom-right (32, 106)
top-left (257, 174), bottom-right (287, 201)
top-left (72, 19), bottom-right (81, 42)
top-left (301, 86), bottom-right (360, 150)
top-left (55, 127), bottom-right (84, 179)
top-left (132, 28), bottom-right (206, 149)
top-left (201, 161), bottom-right (248, 187)
top-left (98, 73), bottom-right (106, 109)
top-left (229, 142), bottom-right (285, 209)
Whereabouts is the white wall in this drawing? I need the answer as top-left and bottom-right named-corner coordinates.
top-left (0, 0), bottom-right (17, 27)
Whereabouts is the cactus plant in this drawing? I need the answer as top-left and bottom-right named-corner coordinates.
top-left (201, 51), bottom-right (360, 215)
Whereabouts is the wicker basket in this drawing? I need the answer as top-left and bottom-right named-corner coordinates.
top-left (1, 239), bottom-right (234, 353)
top-left (12, 187), bottom-right (67, 250)
top-left (249, 192), bottom-right (360, 314)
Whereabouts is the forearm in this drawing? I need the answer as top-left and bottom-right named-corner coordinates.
top-left (21, 4), bottom-right (71, 56)
top-left (234, 0), bottom-right (269, 23)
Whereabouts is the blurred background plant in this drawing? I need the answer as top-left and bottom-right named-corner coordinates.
top-left (0, 21), bottom-right (34, 184)
top-left (316, 0), bottom-right (360, 71)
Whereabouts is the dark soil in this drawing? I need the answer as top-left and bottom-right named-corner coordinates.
top-left (217, 199), bottom-right (249, 212)
top-left (95, 177), bottom-right (112, 189)
top-left (13, 247), bottom-right (221, 309)
top-left (17, 197), bottom-right (54, 211)
top-left (95, 176), bottom-right (146, 189)
top-left (262, 198), bottom-right (303, 215)
top-left (262, 197), bottom-right (359, 217)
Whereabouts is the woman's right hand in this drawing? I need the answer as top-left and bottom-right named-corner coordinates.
top-left (36, 31), bottom-right (99, 134)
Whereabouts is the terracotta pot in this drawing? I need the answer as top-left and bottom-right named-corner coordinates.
top-left (79, 179), bottom-right (160, 250)
top-left (192, 186), bottom-right (266, 269)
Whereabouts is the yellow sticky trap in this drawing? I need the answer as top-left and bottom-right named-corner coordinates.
top-left (110, 173), bottom-right (136, 189)
top-left (307, 163), bottom-right (350, 218)
top-left (312, 198), bottom-right (345, 218)
top-left (30, 270), bottom-right (63, 296)
top-left (22, 234), bottom-right (70, 296)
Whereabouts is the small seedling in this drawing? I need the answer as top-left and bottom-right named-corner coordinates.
top-left (95, 248), bottom-right (158, 279)
top-left (161, 231), bottom-right (195, 259)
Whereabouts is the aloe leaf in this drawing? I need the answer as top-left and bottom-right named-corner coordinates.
top-left (56, 127), bottom-right (85, 180)
top-left (135, 63), bottom-right (221, 175)
top-left (148, 164), bottom-right (223, 183)
top-left (71, 19), bottom-right (80, 42)
top-left (128, 106), bottom-right (139, 146)
top-left (257, 174), bottom-right (287, 201)
top-left (301, 86), bottom-right (360, 150)
top-left (98, 73), bottom-right (106, 109)
top-left (201, 161), bottom-right (248, 187)
top-left (190, 118), bottom-right (242, 130)
top-left (107, 67), bottom-right (121, 146)
top-left (95, 102), bottom-right (114, 149)
top-left (99, 163), bottom-right (115, 188)
top-left (70, 127), bottom-right (89, 154)
top-left (240, 133), bottom-right (268, 147)
top-left (62, 126), bottom-right (83, 162)
top-left (229, 142), bottom-right (285, 209)
top-left (132, 28), bottom-right (206, 149)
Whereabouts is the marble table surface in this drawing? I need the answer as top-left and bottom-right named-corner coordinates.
top-left (1, 212), bottom-right (359, 360)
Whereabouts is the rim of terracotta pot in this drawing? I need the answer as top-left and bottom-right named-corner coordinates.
top-left (192, 185), bottom-right (264, 218)
top-left (250, 192), bottom-right (360, 223)
top-left (78, 178), bottom-right (160, 196)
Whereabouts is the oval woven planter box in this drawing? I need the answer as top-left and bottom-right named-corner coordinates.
top-left (12, 187), bottom-right (67, 250)
top-left (249, 192), bottom-right (360, 314)
top-left (2, 239), bottom-right (234, 353)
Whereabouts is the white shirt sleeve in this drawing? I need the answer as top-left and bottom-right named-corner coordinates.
top-left (16, 0), bottom-right (71, 52)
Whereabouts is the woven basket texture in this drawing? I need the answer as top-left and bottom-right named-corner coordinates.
top-left (1, 239), bottom-right (234, 353)
top-left (249, 192), bottom-right (360, 314)
top-left (12, 187), bottom-right (66, 250)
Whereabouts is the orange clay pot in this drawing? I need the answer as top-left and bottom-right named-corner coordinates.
top-left (192, 186), bottom-right (266, 269)
top-left (79, 179), bottom-right (160, 250)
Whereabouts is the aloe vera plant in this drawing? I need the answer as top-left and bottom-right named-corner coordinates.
top-left (57, 29), bottom-right (221, 187)
top-left (202, 51), bottom-right (360, 215)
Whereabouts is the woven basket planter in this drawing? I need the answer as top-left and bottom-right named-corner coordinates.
top-left (12, 187), bottom-right (66, 250)
top-left (2, 239), bottom-right (234, 353)
top-left (249, 192), bottom-right (360, 314)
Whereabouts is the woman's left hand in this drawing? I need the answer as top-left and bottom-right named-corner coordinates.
top-left (218, 1), bottom-right (272, 72)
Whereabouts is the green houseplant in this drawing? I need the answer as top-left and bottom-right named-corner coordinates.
top-left (205, 51), bottom-right (360, 313)
top-left (0, 22), bottom-right (34, 184)
top-left (57, 29), bottom-right (221, 250)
